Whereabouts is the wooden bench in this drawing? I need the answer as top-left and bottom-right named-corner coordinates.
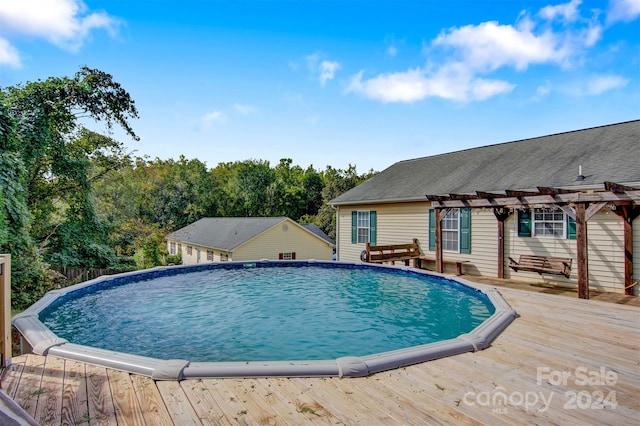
top-left (508, 255), bottom-right (572, 278)
top-left (417, 256), bottom-right (470, 276)
top-left (362, 239), bottom-right (421, 267)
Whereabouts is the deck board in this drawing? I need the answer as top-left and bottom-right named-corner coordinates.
top-left (33, 355), bottom-right (65, 425)
top-left (86, 363), bottom-right (117, 426)
top-left (3, 279), bottom-right (639, 425)
top-left (107, 369), bottom-right (145, 426)
top-left (61, 360), bottom-right (89, 425)
top-left (131, 375), bottom-right (174, 425)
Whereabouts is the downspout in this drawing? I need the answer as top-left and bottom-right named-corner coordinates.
top-left (334, 205), bottom-right (340, 261)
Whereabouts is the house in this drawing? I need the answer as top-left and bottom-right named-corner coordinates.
top-left (166, 217), bottom-right (335, 265)
top-left (329, 120), bottom-right (640, 296)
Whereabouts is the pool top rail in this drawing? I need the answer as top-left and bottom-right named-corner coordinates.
top-left (13, 260), bottom-right (516, 380)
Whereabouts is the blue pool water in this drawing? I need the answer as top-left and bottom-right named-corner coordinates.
top-left (40, 263), bottom-right (495, 362)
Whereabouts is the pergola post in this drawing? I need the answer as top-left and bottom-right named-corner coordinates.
top-left (613, 205), bottom-right (640, 295)
top-left (0, 254), bottom-right (11, 367)
top-left (575, 204), bottom-right (589, 299)
top-left (493, 208), bottom-right (511, 279)
top-left (435, 209), bottom-right (443, 273)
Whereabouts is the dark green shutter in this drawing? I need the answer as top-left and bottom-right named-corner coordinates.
top-left (518, 209), bottom-right (532, 237)
top-left (460, 208), bottom-right (471, 254)
top-left (369, 211), bottom-right (377, 245)
top-left (351, 211), bottom-right (357, 243)
top-left (567, 214), bottom-right (576, 240)
top-left (428, 209), bottom-right (435, 251)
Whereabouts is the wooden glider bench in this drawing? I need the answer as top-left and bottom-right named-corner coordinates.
top-left (362, 239), bottom-right (421, 267)
top-left (508, 255), bottom-right (572, 278)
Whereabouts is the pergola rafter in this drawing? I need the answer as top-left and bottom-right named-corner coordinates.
top-left (426, 183), bottom-right (640, 298)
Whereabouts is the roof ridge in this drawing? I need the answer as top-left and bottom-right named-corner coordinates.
top-left (394, 119), bottom-right (640, 166)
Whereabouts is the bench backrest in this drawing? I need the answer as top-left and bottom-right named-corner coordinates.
top-left (518, 255), bottom-right (572, 272)
top-left (366, 239), bottom-right (420, 262)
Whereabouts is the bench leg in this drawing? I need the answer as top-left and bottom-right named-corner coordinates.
top-left (456, 262), bottom-right (463, 275)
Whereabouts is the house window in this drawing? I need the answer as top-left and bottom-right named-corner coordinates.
top-left (533, 208), bottom-right (564, 238)
top-left (221, 253), bottom-right (228, 261)
top-left (187, 246), bottom-right (192, 255)
top-left (351, 211), bottom-right (377, 244)
top-left (169, 242), bottom-right (176, 255)
top-left (442, 210), bottom-right (459, 252)
top-left (177, 243), bottom-right (182, 253)
top-left (207, 250), bottom-right (214, 261)
top-left (357, 211), bottom-right (370, 243)
top-left (429, 208), bottom-right (471, 254)
top-left (279, 252), bottom-right (296, 260)
top-left (518, 208), bottom-right (574, 239)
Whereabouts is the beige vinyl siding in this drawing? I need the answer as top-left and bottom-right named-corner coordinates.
top-left (234, 220), bottom-right (333, 261)
top-left (338, 202), bottom-right (632, 294)
top-left (336, 203), bottom-right (430, 262)
top-left (504, 212), bottom-right (576, 285)
top-left (167, 240), bottom-right (231, 265)
top-left (459, 210), bottom-right (499, 276)
top-left (338, 204), bottom-right (499, 275)
top-left (504, 207), bottom-right (626, 293)
top-left (419, 208), bottom-right (498, 276)
top-left (586, 210), bottom-right (624, 292)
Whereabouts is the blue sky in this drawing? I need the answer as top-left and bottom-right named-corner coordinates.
top-left (1, 0), bottom-right (638, 172)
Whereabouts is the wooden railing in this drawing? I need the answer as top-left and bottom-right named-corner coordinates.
top-left (0, 254), bottom-right (11, 368)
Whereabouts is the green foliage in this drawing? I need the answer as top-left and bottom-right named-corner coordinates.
top-left (1, 67), bottom-right (377, 310)
top-left (1, 67), bottom-right (138, 309)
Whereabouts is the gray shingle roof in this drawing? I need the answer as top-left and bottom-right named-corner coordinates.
top-left (301, 223), bottom-right (335, 246)
top-left (330, 120), bottom-right (640, 205)
top-left (166, 217), bottom-right (288, 250)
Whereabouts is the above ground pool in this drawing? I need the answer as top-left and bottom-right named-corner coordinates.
top-left (13, 261), bottom-right (516, 380)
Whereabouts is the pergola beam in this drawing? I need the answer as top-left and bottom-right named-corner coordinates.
top-left (429, 191), bottom-right (639, 209)
top-left (426, 184), bottom-right (640, 298)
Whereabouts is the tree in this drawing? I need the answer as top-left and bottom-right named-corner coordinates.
top-left (315, 165), bottom-right (375, 240)
top-left (1, 67), bottom-right (138, 308)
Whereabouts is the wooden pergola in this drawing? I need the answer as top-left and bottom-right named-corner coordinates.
top-left (427, 182), bottom-right (640, 299)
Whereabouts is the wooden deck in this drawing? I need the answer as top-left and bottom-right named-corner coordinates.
top-left (2, 280), bottom-right (639, 425)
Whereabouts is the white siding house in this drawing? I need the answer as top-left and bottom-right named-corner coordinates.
top-left (330, 121), bottom-right (640, 295)
top-left (166, 217), bottom-right (334, 265)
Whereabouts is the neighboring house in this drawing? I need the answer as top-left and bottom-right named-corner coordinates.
top-left (166, 217), bottom-right (334, 265)
top-left (329, 120), bottom-right (640, 295)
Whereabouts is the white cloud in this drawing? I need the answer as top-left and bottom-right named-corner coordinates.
top-left (233, 104), bottom-right (257, 115)
top-left (585, 74), bottom-right (629, 94)
top-left (0, 37), bottom-right (20, 67)
top-left (347, 69), bottom-right (428, 103)
top-left (319, 60), bottom-right (340, 86)
top-left (201, 111), bottom-right (227, 129)
top-left (387, 45), bottom-right (398, 57)
top-left (607, 0), bottom-right (640, 23)
top-left (0, 0), bottom-right (118, 66)
top-left (347, 1), bottom-right (614, 104)
top-left (305, 52), bottom-right (341, 86)
top-left (539, 0), bottom-right (582, 22)
top-left (346, 65), bottom-right (514, 103)
top-left (432, 20), bottom-right (569, 72)
top-left (534, 82), bottom-right (552, 100)
top-left (470, 78), bottom-right (516, 101)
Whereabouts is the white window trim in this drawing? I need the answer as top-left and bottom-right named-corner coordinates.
top-left (442, 209), bottom-right (460, 253)
top-left (532, 207), bottom-right (566, 239)
top-left (357, 211), bottom-right (371, 244)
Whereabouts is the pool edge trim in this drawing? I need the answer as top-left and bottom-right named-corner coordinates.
top-left (13, 261), bottom-right (517, 380)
